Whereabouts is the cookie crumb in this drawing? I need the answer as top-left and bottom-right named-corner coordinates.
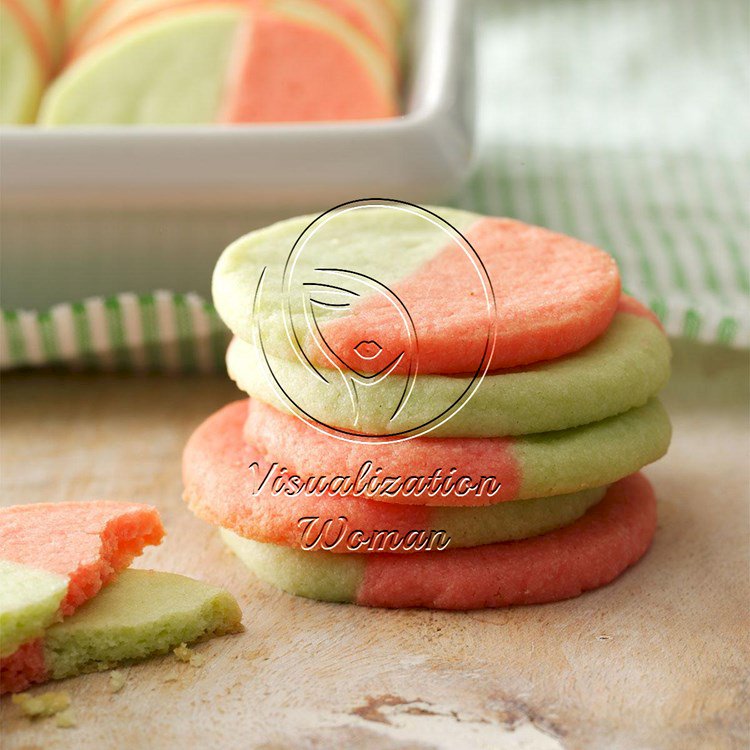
top-left (163, 671), bottom-right (180, 683)
top-left (189, 652), bottom-right (206, 668)
top-left (173, 643), bottom-right (192, 662)
top-left (12, 691), bottom-right (71, 718)
top-left (174, 642), bottom-right (206, 667)
top-left (108, 670), bottom-right (127, 693)
top-left (55, 709), bottom-right (77, 728)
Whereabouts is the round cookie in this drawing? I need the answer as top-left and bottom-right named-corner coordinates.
top-left (0, 501), bottom-right (164, 693)
top-left (221, 472), bottom-right (657, 609)
top-left (5, 569), bottom-right (242, 693)
top-left (213, 206), bottom-right (621, 376)
top-left (42, 6), bottom-right (249, 124)
top-left (241, 395), bottom-right (670, 505)
top-left (0, 501), bottom-right (164, 615)
top-left (228, 295), bottom-right (671, 438)
top-left (41, 0), bottom-right (397, 124)
top-left (183, 399), bottom-right (607, 551)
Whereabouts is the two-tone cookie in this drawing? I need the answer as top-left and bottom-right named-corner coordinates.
top-left (183, 399), bottom-right (610, 552)
top-left (221, 473), bottom-right (657, 609)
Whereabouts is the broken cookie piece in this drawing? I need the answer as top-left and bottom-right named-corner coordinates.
top-left (40, 569), bottom-right (241, 682)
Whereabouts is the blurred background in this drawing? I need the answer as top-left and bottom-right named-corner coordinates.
top-left (1, 0), bottom-right (748, 370)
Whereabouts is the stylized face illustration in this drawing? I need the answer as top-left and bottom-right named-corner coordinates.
top-left (295, 268), bottom-right (418, 426)
top-left (250, 200), bottom-right (496, 444)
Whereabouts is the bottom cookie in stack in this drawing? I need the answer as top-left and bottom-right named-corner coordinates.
top-left (220, 473), bottom-right (655, 610)
top-left (183, 400), bottom-right (667, 610)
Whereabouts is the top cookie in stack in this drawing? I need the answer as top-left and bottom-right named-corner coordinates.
top-left (184, 203), bottom-right (671, 609)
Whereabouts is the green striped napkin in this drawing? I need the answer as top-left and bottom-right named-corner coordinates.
top-left (1, 0), bottom-right (747, 370)
top-left (1, 292), bottom-right (230, 373)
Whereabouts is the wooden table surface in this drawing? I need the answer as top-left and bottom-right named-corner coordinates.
top-left (1, 340), bottom-right (748, 750)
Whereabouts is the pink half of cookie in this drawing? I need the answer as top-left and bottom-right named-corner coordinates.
top-left (219, 2), bottom-right (397, 123)
top-left (244, 398), bottom-right (522, 506)
top-left (355, 472), bottom-right (657, 609)
top-left (240, 392), bottom-right (670, 507)
top-left (316, 217), bottom-right (621, 374)
top-left (0, 502), bottom-right (164, 615)
top-left (0, 502), bottom-right (164, 694)
top-left (183, 399), bottom-right (437, 549)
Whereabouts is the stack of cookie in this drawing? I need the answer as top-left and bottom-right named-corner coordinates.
top-left (184, 204), bottom-right (672, 609)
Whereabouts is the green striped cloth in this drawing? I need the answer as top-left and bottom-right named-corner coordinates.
top-left (1, 292), bottom-right (230, 373)
top-left (1, 0), bottom-right (747, 370)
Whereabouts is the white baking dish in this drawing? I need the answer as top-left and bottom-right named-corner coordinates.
top-left (0, 0), bottom-right (474, 310)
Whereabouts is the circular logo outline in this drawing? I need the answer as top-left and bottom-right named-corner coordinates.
top-left (252, 199), bottom-right (497, 444)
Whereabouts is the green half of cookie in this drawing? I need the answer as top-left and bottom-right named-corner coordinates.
top-left (0, 560), bottom-right (67, 658)
top-left (43, 569), bottom-right (242, 681)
